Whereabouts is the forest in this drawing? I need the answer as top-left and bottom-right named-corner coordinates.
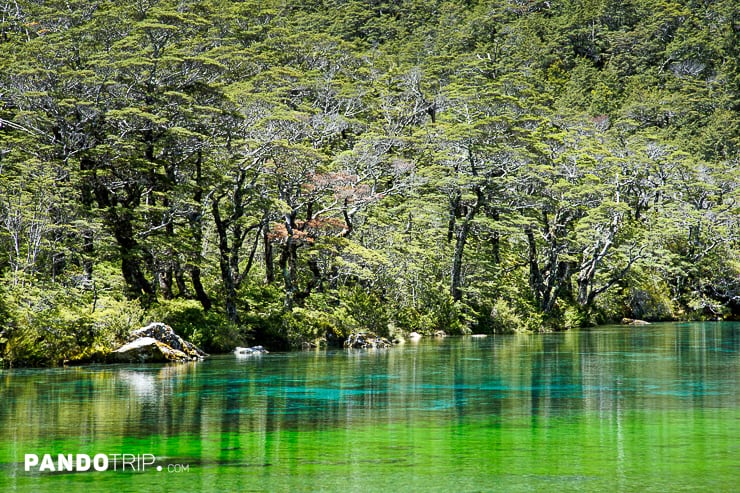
top-left (0, 0), bottom-right (738, 366)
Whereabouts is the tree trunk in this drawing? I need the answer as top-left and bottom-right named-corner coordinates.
top-left (112, 209), bottom-right (155, 305)
top-left (279, 236), bottom-right (297, 309)
top-left (212, 198), bottom-right (239, 323)
top-left (189, 151), bottom-right (212, 311)
top-left (525, 225), bottom-right (543, 308)
top-left (191, 267), bottom-right (211, 311)
top-left (450, 189), bottom-right (481, 302)
top-left (264, 226), bottom-right (274, 283)
top-left (174, 261), bottom-right (189, 298)
top-left (577, 263), bottom-right (596, 307)
top-left (447, 191), bottom-right (461, 243)
top-left (451, 216), bottom-right (472, 302)
top-left (158, 195), bottom-right (175, 300)
top-left (78, 157), bottom-right (97, 285)
top-left (158, 267), bottom-right (174, 300)
top-left (490, 208), bottom-right (500, 264)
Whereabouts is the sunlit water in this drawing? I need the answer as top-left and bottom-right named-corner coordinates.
top-left (1, 322), bottom-right (739, 492)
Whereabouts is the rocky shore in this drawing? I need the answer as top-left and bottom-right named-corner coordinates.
top-left (111, 323), bottom-right (207, 363)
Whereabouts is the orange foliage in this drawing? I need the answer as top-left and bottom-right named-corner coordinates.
top-left (267, 217), bottom-right (348, 244)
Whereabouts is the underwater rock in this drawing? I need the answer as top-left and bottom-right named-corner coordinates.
top-left (621, 318), bottom-right (651, 326)
top-left (344, 332), bottom-right (392, 349)
top-left (234, 345), bottom-right (269, 356)
top-left (301, 339), bottom-right (328, 350)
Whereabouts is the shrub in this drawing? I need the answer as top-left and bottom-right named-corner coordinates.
top-left (281, 307), bottom-right (336, 348)
top-left (147, 298), bottom-right (237, 353)
top-left (393, 287), bottom-right (468, 335)
top-left (562, 305), bottom-right (600, 329)
top-left (628, 276), bottom-right (675, 321)
top-left (333, 286), bottom-right (391, 337)
top-left (489, 298), bottom-right (543, 333)
top-left (0, 279), bottom-right (146, 367)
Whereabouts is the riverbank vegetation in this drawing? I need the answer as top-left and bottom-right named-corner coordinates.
top-left (1, 0), bottom-right (738, 366)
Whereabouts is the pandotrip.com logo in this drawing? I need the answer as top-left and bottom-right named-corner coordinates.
top-left (24, 453), bottom-right (190, 473)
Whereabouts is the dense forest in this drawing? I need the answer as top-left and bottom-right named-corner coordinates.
top-left (0, 0), bottom-right (738, 366)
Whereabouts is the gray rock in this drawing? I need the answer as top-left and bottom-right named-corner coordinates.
top-left (234, 346), bottom-right (269, 356)
top-left (344, 332), bottom-right (392, 349)
top-left (112, 337), bottom-right (191, 363)
top-left (301, 338), bottom-right (327, 350)
top-left (129, 322), bottom-right (207, 360)
top-left (111, 322), bottom-right (207, 363)
top-left (621, 318), bottom-right (651, 326)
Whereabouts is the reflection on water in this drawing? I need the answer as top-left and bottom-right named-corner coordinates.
top-left (0, 322), bottom-right (738, 492)
top-left (118, 371), bottom-right (157, 401)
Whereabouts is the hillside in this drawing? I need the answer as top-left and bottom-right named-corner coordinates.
top-left (1, 0), bottom-right (738, 366)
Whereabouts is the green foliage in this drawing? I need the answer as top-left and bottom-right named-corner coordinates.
top-left (237, 283), bottom-right (290, 349)
top-left (487, 298), bottom-right (544, 334)
top-left (392, 284), bottom-right (470, 335)
top-left (1, 0), bottom-right (738, 365)
top-left (562, 305), bottom-right (592, 329)
top-left (331, 286), bottom-right (392, 338)
top-left (147, 299), bottom-right (237, 353)
top-left (2, 286), bottom-right (95, 367)
top-left (685, 294), bottom-right (731, 321)
top-left (280, 307), bottom-right (336, 349)
top-left (0, 280), bottom-right (144, 367)
top-left (628, 275), bottom-right (676, 322)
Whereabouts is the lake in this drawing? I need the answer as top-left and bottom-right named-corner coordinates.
top-left (1, 322), bottom-right (738, 492)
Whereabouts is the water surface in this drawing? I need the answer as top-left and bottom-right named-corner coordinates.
top-left (1, 322), bottom-right (739, 492)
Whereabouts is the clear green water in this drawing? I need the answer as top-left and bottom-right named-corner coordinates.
top-left (1, 322), bottom-right (739, 492)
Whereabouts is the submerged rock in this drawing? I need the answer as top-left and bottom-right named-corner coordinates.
top-left (234, 346), bottom-right (269, 356)
top-left (112, 323), bottom-right (207, 363)
top-left (621, 318), bottom-right (651, 326)
top-left (344, 332), bottom-right (392, 349)
top-left (301, 338), bottom-right (327, 350)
